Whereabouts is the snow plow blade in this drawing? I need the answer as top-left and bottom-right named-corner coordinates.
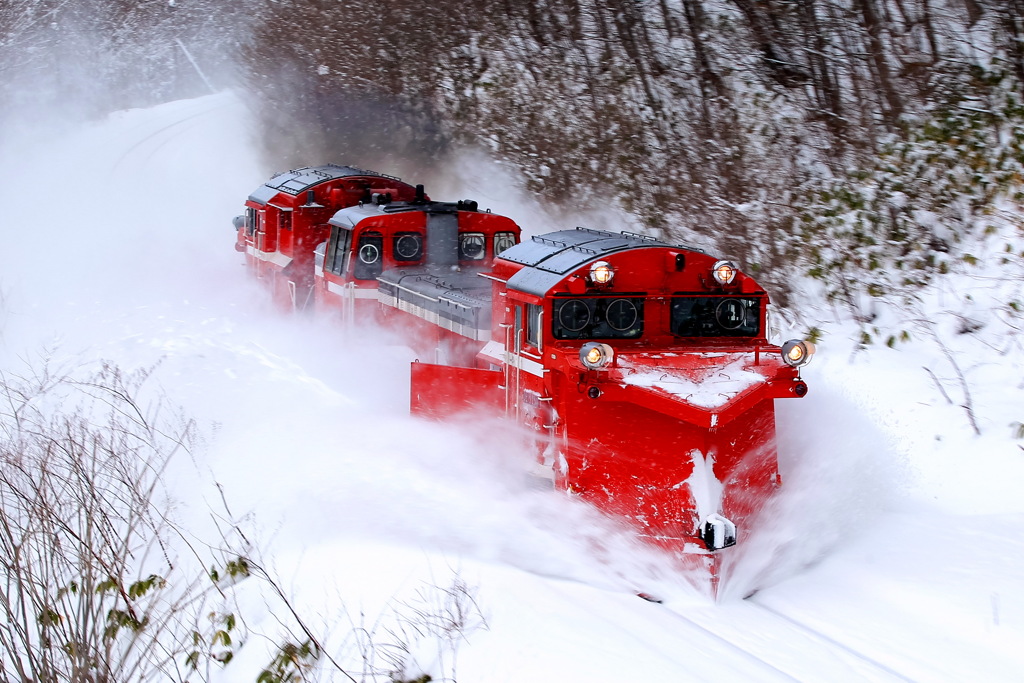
top-left (410, 362), bottom-right (503, 420)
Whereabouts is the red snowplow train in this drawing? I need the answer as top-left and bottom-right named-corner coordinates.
top-left (235, 164), bottom-right (814, 594)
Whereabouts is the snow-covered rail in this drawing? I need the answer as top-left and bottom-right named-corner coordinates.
top-left (746, 599), bottom-right (917, 682)
top-left (111, 99), bottom-right (229, 174)
top-left (658, 599), bottom-right (916, 682)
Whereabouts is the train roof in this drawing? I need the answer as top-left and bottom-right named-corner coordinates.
top-left (500, 228), bottom-right (703, 297)
top-left (328, 203), bottom-right (387, 229)
top-left (327, 199), bottom-right (492, 230)
top-left (248, 164), bottom-right (400, 205)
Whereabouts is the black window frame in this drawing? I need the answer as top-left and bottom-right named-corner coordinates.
top-left (551, 295), bottom-right (645, 340)
top-left (526, 303), bottom-right (542, 349)
top-left (325, 227), bottom-right (353, 276)
top-left (494, 231), bottom-right (517, 256)
top-left (392, 231), bottom-right (424, 262)
top-left (458, 232), bottom-right (487, 261)
top-left (670, 295), bottom-right (762, 338)
top-left (353, 230), bottom-right (384, 281)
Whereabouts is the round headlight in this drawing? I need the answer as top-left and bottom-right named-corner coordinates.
top-left (589, 261), bottom-right (614, 286)
top-left (712, 260), bottom-right (738, 285)
top-left (580, 342), bottom-right (614, 369)
top-left (781, 339), bottom-right (816, 368)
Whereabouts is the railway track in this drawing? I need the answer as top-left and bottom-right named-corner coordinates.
top-left (653, 597), bottom-right (917, 682)
top-left (110, 99), bottom-right (229, 175)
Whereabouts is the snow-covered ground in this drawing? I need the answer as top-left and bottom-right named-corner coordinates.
top-left (1, 93), bottom-right (1022, 682)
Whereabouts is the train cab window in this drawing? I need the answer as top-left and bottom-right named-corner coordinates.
top-left (250, 209), bottom-right (263, 235)
top-left (326, 228), bottom-right (352, 276)
top-left (393, 232), bottom-right (423, 262)
top-left (494, 232), bottom-right (517, 255)
top-left (671, 296), bottom-right (761, 337)
top-left (279, 210), bottom-right (292, 231)
top-left (353, 231), bottom-right (384, 280)
top-left (552, 296), bottom-right (645, 340)
top-left (245, 207), bottom-right (256, 235)
top-left (526, 303), bottom-right (542, 349)
top-left (459, 232), bottom-right (486, 260)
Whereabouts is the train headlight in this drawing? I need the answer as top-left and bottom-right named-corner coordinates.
top-left (589, 261), bottom-right (615, 286)
top-left (712, 260), bottom-right (738, 285)
top-left (580, 342), bottom-right (614, 369)
top-left (781, 339), bottom-right (816, 368)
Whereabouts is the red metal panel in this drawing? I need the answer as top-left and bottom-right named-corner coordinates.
top-left (557, 390), bottom-right (779, 551)
top-left (410, 362), bottom-right (504, 420)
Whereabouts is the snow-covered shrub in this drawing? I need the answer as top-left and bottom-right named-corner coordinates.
top-left (797, 67), bottom-right (1024, 313)
top-left (0, 362), bottom-right (247, 682)
top-left (0, 359), bottom-right (484, 682)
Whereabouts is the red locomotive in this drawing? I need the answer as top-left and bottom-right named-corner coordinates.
top-left (234, 164), bottom-right (422, 310)
top-left (236, 165), bottom-right (814, 595)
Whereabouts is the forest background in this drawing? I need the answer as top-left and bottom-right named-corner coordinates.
top-left (5, 0), bottom-right (1022, 320)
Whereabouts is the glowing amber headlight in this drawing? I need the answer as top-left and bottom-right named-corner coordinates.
top-left (580, 342), bottom-right (614, 369)
top-left (781, 339), bottom-right (816, 368)
top-left (712, 260), bottom-right (738, 285)
top-left (589, 261), bottom-right (614, 286)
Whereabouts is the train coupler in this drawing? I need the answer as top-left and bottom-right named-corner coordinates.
top-left (699, 513), bottom-right (737, 551)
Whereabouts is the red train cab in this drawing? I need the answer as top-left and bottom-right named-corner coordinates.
top-left (411, 228), bottom-right (813, 593)
top-left (313, 197), bottom-right (520, 365)
top-left (235, 165), bottom-right (420, 310)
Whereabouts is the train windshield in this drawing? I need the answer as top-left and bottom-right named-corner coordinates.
top-left (393, 232), bottom-right (424, 261)
top-left (459, 232), bottom-right (486, 260)
top-left (353, 231), bottom-right (384, 280)
top-left (552, 296), bottom-right (645, 340)
top-left (671, 296), bottom-right (761, 337)
top-left (494, 231), bottom-right (517, 255)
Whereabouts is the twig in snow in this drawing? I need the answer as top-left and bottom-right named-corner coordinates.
top-left (934, 336), bottom-right (982, 436)
top-left (923, 366), bottom-right (953, 405)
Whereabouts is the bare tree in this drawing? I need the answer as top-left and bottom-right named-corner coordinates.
top-left (0, 362), bottom-right (241, 682)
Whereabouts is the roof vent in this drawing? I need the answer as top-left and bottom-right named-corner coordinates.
top-left (301, 189), bottom-right (324, 208)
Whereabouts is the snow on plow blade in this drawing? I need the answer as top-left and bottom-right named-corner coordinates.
top-left (551, 352), bottom-right (790, 574)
